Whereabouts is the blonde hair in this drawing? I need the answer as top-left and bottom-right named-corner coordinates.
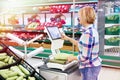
top-left (78, 6), bottom-right (96, 24)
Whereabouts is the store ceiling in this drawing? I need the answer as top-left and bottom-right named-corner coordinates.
top-left (0, 0), bottom-right (98, 7)
top-left (0, 0), bottom-right (98, 14)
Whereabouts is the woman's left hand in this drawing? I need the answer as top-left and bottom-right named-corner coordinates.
top-left (67, 56), bottom-right (77, 62)
top-left (61, 33), bottom-right (69, 40)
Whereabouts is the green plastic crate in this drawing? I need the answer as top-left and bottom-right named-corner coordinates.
top-left (105, 25), bottom-right (120, 35)
top-left (105, 37), bottom-right (120, 46)
top-left (105, 14), bottom-right (120, 24)
top-left (105, 39), bottom-right (120, 46)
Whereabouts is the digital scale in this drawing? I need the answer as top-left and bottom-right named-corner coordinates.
top-left (6, 26), bottom-right (78, 71)
top-left (45, 26), bottom-right (78, 71)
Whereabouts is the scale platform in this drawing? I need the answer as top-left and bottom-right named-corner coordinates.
top-left (39, 61), bottom-right (78, 74)
top-left (46, 60), bottom-right (78, 71)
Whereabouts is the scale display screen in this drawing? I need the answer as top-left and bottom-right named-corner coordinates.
top-left (46, 26), bottom-right (61, 40)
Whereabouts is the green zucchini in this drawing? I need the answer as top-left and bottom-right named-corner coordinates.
top-left (4, 70), bottom-right (13, 74)
top-left (6, 76), bottom-right (18, 80)
top-left (28, 77), bottom-right (35, 80)
top-left (10, 66), bottom-right (26, 77)
top-left (12, 60), bottom-right (15, 63)
top-left (7, 72), bottom-right (18, 77)
top-left (4, 56), bottom-right (10, 63)
top-left (8, 56), bottom-right (13, 64)
top-left (0, 69), bottom-right (9, 73)
top-left (0, 61), bottom-right (6, 67)
top-left (0, 69), bottom-right (18, 79)
top-left (16, 76), bottom-right (23, 80)
top-left (0, 56), bottom-right (7, 60)
top-left (54, 53), bottom-right (73, 60)
top-left (23, 78), bottom-right (26, 80)
top-left (0, 73), bottom-right (8, 79)
top-left (49, 59), bottom-right (66, 64)
top-left (0, 53), bottom-right (7, 56)
top-left (18, 65), bottom-right (30, 75)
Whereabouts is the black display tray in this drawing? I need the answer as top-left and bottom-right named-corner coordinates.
top-left (0, 41), bottom-right (46, 80)
top-left (0, 58), bottom-right (46, 80)
top-left (20, 60), bottom-right (46, 80)
top-left (0, 75), bottom-right (5, 80)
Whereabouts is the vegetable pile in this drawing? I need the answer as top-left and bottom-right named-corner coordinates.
top-left (106, 15), bottom-right (119, 20)
top-left (0, 53), bottom-right (15, 68)
top-left (107, 37), bottom-right (120, 43)
top-left (49, 53), bottom-right (74, 64)
top-left (0, 65), bottom-right (36, 80)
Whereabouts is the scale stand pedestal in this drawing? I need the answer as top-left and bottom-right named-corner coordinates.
top-left (49, 49), bottom-right (61, 59)
top-left (49, 39), bottom-right (64, 59)
top-left (51, 49), bottom-right (61, 55)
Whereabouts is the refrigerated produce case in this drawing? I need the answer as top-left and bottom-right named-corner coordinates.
top-left (98, 0), bottom-right (120, 68)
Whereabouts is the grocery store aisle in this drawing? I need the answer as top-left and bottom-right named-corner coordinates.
top-left (99, 67), bottom-right (120, 80)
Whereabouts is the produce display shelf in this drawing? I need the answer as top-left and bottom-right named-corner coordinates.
top-left (0, 42), bottom-right (46, 80)
top-left (14, 46), bottom-right (78, 58)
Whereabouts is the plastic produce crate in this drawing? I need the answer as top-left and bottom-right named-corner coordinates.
top-left (105, 14), bottom-right (119, 23)
top-left (105, 39), bottom-right (119, 46)
top-left (20, 60), bottom-right (46, 80)
top-left (105, 25), bottom-right (120, 35)
top-left (105, 37), bottom-right (120, 46)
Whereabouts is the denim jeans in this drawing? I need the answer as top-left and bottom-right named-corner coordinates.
top-left (80, 65), bottom-right (101, 80)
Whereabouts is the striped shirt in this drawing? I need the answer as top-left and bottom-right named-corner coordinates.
top-left (77, 24), bottom-right (102, 69)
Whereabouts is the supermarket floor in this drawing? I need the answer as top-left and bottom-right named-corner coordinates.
top-left (99, 67), bottom-right (120, 80)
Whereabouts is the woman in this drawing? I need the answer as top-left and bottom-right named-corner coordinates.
top-left (61, 6), bottom-right (102, 80)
